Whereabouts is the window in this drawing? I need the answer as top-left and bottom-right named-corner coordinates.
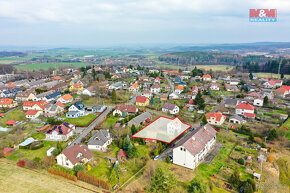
top-left (184, 148), bottom-right (186, 152)
top-left (180, 147), bottom-right (183, 151)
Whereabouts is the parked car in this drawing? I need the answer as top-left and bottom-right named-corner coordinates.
top-left (154, 155), bottom-right (159, 161)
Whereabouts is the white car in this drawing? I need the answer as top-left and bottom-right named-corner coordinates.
top-left (154, 155), bottom-right (159, 161)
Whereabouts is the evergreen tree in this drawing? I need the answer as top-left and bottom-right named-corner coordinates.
top-left (264, 96), bottom-right (269, 106)
top-left (229, 168), bottom-right (241, 189)
top-left (112, 89), bottom-right (117, 102)
top-left (268, 129), bottom-right (278, 140)
top-left (201, 116), bottom-right (208, 126)
top-left (92, 68), bottom-right (97, 81)
top-left (194, 91), bottom-right (205, 110)
top-left (281, 73), bottom-right (284, 79)
top-left (131, 124), bottom-right (137, 135)
top-left (249, 73), bottom-right (253, 80)
top-left (127, 142), bottom-right (138, 158)
top-left (150, 97), bottom-right (155, 106)
top-left (188, 178), bottom-right (207, 193)
top-left (124, 135), bottom-right (130, 152)
top-left (150, 168), bottom-right (170, 193)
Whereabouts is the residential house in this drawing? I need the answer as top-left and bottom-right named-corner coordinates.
top-left (275, 87), bottom-right (289, 98)
top-left (254, 98), bottom-right (264, 107)
top-left (45, 122), bottom-right (75, 141)
top-left (209, 83), bottom-right (220, 91)
top-left (109, 82), bottom-right (123, 90)
top-left (136, 96), bottom-right (149, 107)
top-left (113, 104), bottom-right (138, 116)
top-left (0, 98), bottom-right (18, 108)
top-left (56, 144), bottom-right (93, 169)
top-left (50, 82), bottom-right (67, 92)
top-left (82, 86), bottom-right (95, 96)
top-left (87, 130), bottom-right (112, 151)
top-left (162, 103), bottom-right (180, 115)
top-left (150, 84), bottom-right (160, 94)
top-left (57, 94), bottom-right (73, 104)
top-left (192, 86), bottom-right (198, 95)
top-left (0, 88), bottom-right (21, 98)
top-left (141, 89), bottom-right (153, 99)
top-left (173, 124), bottom-right (216, 169)
top-left (33, 90), bottom-right (54, 101)
top-left (69, 83), bottom-right (84, 92)
top-left (129, 82), bottom-right (140, 93)
top-left (230, 79), bottom-right (239, 86)
top-left (15, 89), bottom-right (36, 101)
top-left (25, 110), bottom-right (42, 119)
top-left (67, 101), bottom-right (86, 117)
top-left (174, 75), bottom-right (183, 83)
top-left (128, 111), bottom-right (152, 127)
top-left (260, 90), bottom-right (274, 99)
top-left (225, 84), bottom-right (239, 92)
top-left (206, 112), bottom-right (226, 125)
top-left (160, 94), bottom-right (168, 101)
top-left (175, 85), bottom-right (184, 94)
top-left (154, 77), bottom-right (161, 84)
top-left (263, 79), bottom-right (283, 88)
top-left (235, 103), bottom-right (255, 117)
top-left (89, 105), bottom-right (106, 113)
top-left (224, 99), bottom-right (238, 108)
top-left (44, 104), bottom-right (63, 117)
top-left (229, 114), bottom-right (246, 124)
top-left (202, 74), bottom-right (212, 81)
top-left (169, 92), bottom-right (181, 100)
top-left (44, 92), bottom-right (61, 102)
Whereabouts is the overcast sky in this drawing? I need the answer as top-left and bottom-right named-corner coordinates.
top-left (0, 0), bottom-right (290, 47)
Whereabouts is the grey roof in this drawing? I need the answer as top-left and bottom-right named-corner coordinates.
top-left (225, 99), bottom-right (237, 106)
top-left (162, 102), bottom-right (177, 110)
top-left (36, 90), bottom-right (54, 98)
top-left (28, 79), bottom-right (46, 87)
top-left (88, 130), bottom-right (110, 146)
top-left (229, 114), bottom-right (245, 122)
top-left (128, 112), bottom-right (152, 126)
top-left (45, 104), bottom-right (58, 112)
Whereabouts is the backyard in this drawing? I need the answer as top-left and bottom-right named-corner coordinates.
top-left (64, 113), bottom-right (98, 126)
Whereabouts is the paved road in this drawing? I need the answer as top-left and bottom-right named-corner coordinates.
top-left (165, 75), bottom-right (174, 92)
top-left (67, 106), bottom-right (114, 148)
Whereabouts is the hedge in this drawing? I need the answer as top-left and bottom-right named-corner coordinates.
top-left (77, 171), bottom-right (111, 190)
top-left (48, 168), bottom-right (77, 182)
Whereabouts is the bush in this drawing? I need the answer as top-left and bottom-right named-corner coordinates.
top-left (17, 160), bottom-right (25, 167)
top-left (261, 143), bottom-right (266, 148)
top-left (77, 171), bottom-right (111, 190)
top-left (166, 156), bottom-right (171, 163)
top-left (48, 168), bottom-right (77, 182)
top-left (73, 165), bottom-right (84, 175)
top-left (238, 158), bottom-right (245, 165)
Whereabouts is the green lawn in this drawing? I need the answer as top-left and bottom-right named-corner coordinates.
top-left (101, 114), bottom-right (120, 129)
top-left (0, 108), bottom-right (26, 126)
top-left (8, 141), bottom-right (67, 161)
top-left (64, 114), bottom-right (97, 126)
top-left (279, 118), bottom-right (290, 140)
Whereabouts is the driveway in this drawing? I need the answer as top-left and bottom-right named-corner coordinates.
top-left (67, 106), bottom-right (114, 148)
top-left (203, 142), bottom-right (223, 164)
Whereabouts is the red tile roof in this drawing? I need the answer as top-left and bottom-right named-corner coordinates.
top-left (6, 120), bottom-right (16, 125)
top-left (0, 98), bottom-right (14, 105)
top-left (2, 147), bottom-right (14, 154)
top-left (115, 104), bottom-right (137, 113)
top-left (136, 96), bottom-right (148, 103)
top-left (282, 85), bottom-right (290, 91)
top-left (25, 110), bottom-right (39, 116)
top-left (206, 112), bottom-right (225, 122)
top-left (236, 103), bottom-right (254, 110)
top-left (202, 74), bottom-right (211, 78)
top-left (62, 144), bottom-right (94, 165)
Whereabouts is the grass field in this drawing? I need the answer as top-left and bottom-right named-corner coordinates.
top-left (256, 72), bottom-right (290, 79)
top-left (279, 118), bottom-right (290, 140)
top-left (0, 159), bottom-right (101, 193)
top-left (15, 62), bottom-right (89, 71)
top-left (64, 114), bottom-right (97, 126)
top-left (0, 108), bottom-right (26, 126)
